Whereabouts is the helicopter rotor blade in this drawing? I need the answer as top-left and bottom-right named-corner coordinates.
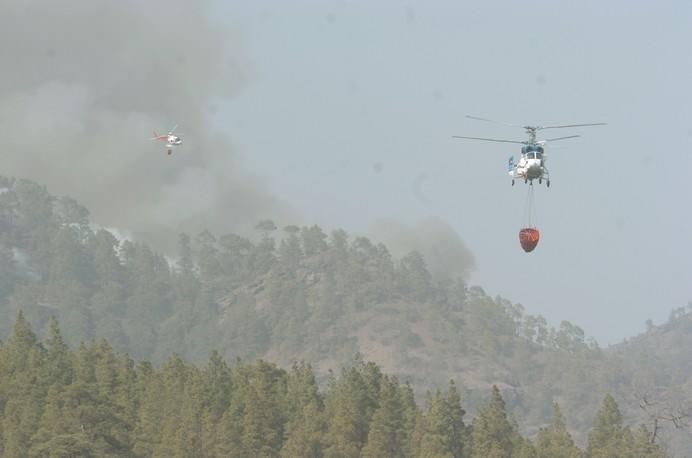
top-left (465, 115), bottom-right (521, 128)
top-left (542, 135), bottom-right (581, 142)
top-left (452, 135), bottom-right (526, 145)
top-left (538, 122), bottom-right (606, 130)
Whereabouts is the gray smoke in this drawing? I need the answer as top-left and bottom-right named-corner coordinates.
top-left (0, 0), bottom-right (293, 249)
top-left (370, 217), bottom-right (475, 281)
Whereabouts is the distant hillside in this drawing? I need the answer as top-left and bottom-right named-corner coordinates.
top-left (608, 309), bottom-right (692, 454)
top-left (0, 176), bottom-right (690, 452)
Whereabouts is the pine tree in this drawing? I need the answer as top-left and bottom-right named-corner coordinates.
top-left (173, 370), bottom-right (206, 457)
top-left (534, 403), bottom-right (581, 458)
top-left (0, 313), bottom-right (45, 458)
top-left (285, 362), bottom-right (322, 425)
top-left (202, 351), bottom-right (232, 417)
top-left (42, 318), bottom-right (74, 387)
top-left (45, 225), bottom-right (94, 313)
top-left (196, 229), bottom-right (222, 286)
top-left (323, 395), bottom-right (361, 458)
top-left (409, 411), bottom-right (426, 458)
top-left (372, 243), bottom-right (396, 300)
top-left (418, 382), bottom-right (467, 458)
top-left (29, 385), bottom-right (90, 457)
top-left (281, 399), bottom-right (325, 458)
top-left (215, 363), bottom-right (254, 457)
top-left (323, 370), bottom-right (364, 458)
top-left (64, 342), bottom-right (129, 455)
top-left (513, 437), bottom-right (538, 458)
top-left (92, 340), bottom-right (131, 453)
top-left (123, 243), bottom-right (173, 359)
top-left (398, 251), bottom-right (433, 302)
top-left (301, 225), bottom-right (329, 257)
top-left (114, 354), bottom-right (138, 453)
top-left (279, 225), bottom-right (303, 271)
top-left (132, 364), bottom-right (165, 456)
top-left (218, 233), bottom-right (255, 286)
top-left (444, 380), bottom-right (467, 458)
top-left (398, 382), bottom-right (419, 458)
top-left (361, 377), bottom-right (405, 458)
top-left (240, 361), bottom-right (287, 457)
top-left (14, 179), bottom-right (56, 279)
top-left (2, 311), bottom-right (40, 373)
top-left (629, 424), bottom-right (665, 458)
top-left (587, 394), bottom-right (631, 458)
top-left (470, 386), bottom-right (516, 458)
top-left (195, 351), bottom-right (232, 455)
top-left (89, 230), bottom-right (128, 347)
top-left (152, 354), bottom-right (191, 457)
top-left (253, 220), bottom-right (278, 276)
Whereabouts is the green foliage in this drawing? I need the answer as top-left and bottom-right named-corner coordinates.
top-left (630, 424), bottom-right (665, 458)
top-left (399, 251), bottom-right (433, 303)
top-left (417, 381), bottom-right (467, 458)
top-left (322, 359), bottom-right (382, 457)
top-left (587, 394), bottom-right (632, 458)
top-left (0, 316), bottom-right (678, 457)
top-left (470, 386), bottom-right (518, 458)
top-left (0, 177), bottom-right (687, 455)
top-left (281, 399), bottom-right (325, 457)
top-left (534, 403), bottom-right (581, 458)
top-left (361, 376), bottom-right (407, 457)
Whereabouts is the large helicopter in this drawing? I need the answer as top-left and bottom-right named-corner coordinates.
top-left (453, 116), bottom-right (605, 186)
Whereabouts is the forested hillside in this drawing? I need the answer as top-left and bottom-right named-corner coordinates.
top-left (0, 176), bottom-right (690, 453)
top-left (0, 315), bottom-right (664, 456)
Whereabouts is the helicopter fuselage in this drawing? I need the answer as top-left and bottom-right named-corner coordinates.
top-left (167, 135), bottom-right (182, 146)
top-left (515, 157), bottom-right (544, 179)
top-left (510, 144), bottom-right (549, 185)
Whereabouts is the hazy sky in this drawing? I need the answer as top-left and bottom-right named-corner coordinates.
top-left (3, 1), bottom-right (690, 344)
top-left (214, 0), bottom-right (692, 344)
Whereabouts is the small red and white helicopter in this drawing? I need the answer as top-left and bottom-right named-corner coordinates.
top-left (151, 125), bottom-right (182, 155)
top-left (453, 116), bottom-right (605, 186)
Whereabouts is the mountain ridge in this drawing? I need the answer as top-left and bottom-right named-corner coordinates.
top-left (0, 175), bottom-right (690, 452)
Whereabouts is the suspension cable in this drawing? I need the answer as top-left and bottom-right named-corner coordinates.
top-left (522, 184), bottom-right (536, 228)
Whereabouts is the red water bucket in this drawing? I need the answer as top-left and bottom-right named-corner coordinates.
top-left (519, 227), bottom-right (540, 253)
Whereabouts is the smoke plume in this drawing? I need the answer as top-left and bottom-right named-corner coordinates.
top-left (370, 217), bottom-right (475, 281)
top-left (0, 0), bottom-right (293, 249)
